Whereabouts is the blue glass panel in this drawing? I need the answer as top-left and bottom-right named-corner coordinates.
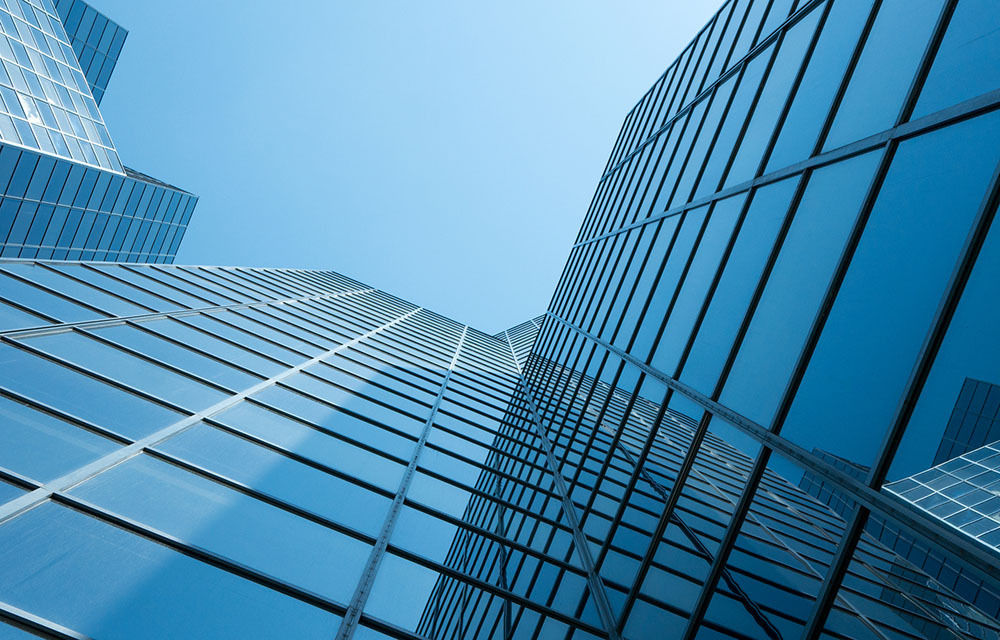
top-left (784, 110), bottom-right (1000, 467)
top-left (0, 621), bottom-right (38, 639)
top-left (913, 0), bottom-right (1000, 118)
top-left (214, 400), bottom-right (405, 492)
top-left (0, 343), bottom-right (182, 439)
top-left (650, 193), bottom-right (743, 375)
top-left (25, 331), bottom-right (228, 412)
top-left (724, 6), bottom-right (820, 188)
top-left (1, 262), bottom-right (148, 317)
top-left (0, 394), bottom-right (117, 482)
top-left (0, 270), bottom-right (104, 322)
top-left (365, 553), bottom-right (444, 631)
top-left (0, 502), bottom-right (339, 639)
top-left (694, 46), bottom-right (770, 200)
top-left (0, 298), bottom-right (46, 330)
top-left (70, 454), bottom-right (371, 604)
top-left (823, 0), bottom-right (944, 150)
top-left (892, 203), bottom-right (1000, 479)
top-left (766, 0), bottom-right (874, 171)
top-left (722, 151), bottom-right (880, 427)
top-left (0, 479), bottom-right (23, 505)
top-left (92, 323), bottom-right (261, 392)
top-left (156, 422), bottom-right (391, 536)
top-left (680, 176), bottom-right (798, 397)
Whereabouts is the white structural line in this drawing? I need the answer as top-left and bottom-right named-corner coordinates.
top-left (335, 324), bottom-right (469, 640)
top-left (0, 288), bottom-right (377, 340)
top-left (0, 306), bottom-right (422, 525)
top-left (501, 332), bottom-right (623, 640)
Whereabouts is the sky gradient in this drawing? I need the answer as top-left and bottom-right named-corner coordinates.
top-left (94, 1), bottom-right (718, 333)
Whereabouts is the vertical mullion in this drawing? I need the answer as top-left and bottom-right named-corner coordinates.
top-left (503, 330), bottom-right (622, 640)
top-left (335, 324), bottom-right (469, 640)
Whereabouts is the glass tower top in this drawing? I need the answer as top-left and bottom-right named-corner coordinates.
top-left (0, 0), bottom-right (120, 172)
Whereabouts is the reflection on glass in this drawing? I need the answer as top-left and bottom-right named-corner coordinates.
top-left (722, 150), bottom-right (879, 427)
top-left (913, 0), bottom-right (1000, 119)
top-left (70, 454), bottom-right (371, 604)
top-left (0, 502), bottom-right (340, 639)
top-left (823, 0), bottom-right (944, 150)
top-left (783, 110), bottom-right (1000, 469)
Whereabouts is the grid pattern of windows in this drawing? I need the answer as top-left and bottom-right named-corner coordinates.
top-left (53, 0), bottom-right (124, 106)
top-left (0, 261), bottom-right (609, 639)
top-left (495, 315), bottom-right (544, 371)
top-left (0, 145), bottom-right (197, 262)
top-left (532, 0), bottom-right (1000, 636)
top-left (888, 443), bottom-right (1000, 552)
top-left (0, 0), bottom-right (120, 171)
top-left (3, 0), bottom-right (1000, 637)
top-left (0, 1), bottom-right (197, 263)
top-left (935, 379), bottom-right (1000, 466)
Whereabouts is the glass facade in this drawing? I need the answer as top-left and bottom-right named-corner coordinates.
top-left (0, 0), bottom-right (196, 263)
top-left (2, 0), bottom-right (1000, 638)
top-left (53, 0), bottom-right (125, 106)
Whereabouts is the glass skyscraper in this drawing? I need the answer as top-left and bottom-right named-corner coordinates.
top-left (0, 0), bottom-right (196, 263)
top-left (2, 0), bottom-right (1000, 638)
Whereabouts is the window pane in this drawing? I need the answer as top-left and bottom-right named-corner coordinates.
top-left (722, 151), bottom-right (880, 427)
top-left (680, 176), bottom-right (798, 397)
top-left (0, 502), bottom-right (339, 639)
top-left (650, 193), bottom-right (743, 375)
top-left (0, 394), bottom-right (118, 483)
top-left (0, 343), bottom-right (182, 440)
top-left (70, 454), bottom-right (371, 604)
top-left (823, 0), bottom-right (944, 150)
top-left (783, 110), bottom-right (1000, 468)
top-left (766, 0), bottom-right (874, 171)
top-left (913, 0), bottom-right (1000, 118)
top-left (892, 195), bottom-right (1000, 479)
top-left (156, 422), bottom-right (391, 536)
top-left (723, 7), bottom-right (820, 188)
top-left (215, 400), bottom-right (406, 492)
top-left (92, 323), bottom-right (261, 391)
top-left (25, 331), bottom-right (228, 412)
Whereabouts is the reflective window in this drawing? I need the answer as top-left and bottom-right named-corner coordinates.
top-left (0, 270), bottom-right (105, 323)
top-left (92, 323), bottom-right (261, 391)
top-left (0, 394), bottom-right (117, 483)
top-left (25, 331), bottom-right (228, 412)
top-left (892, 198), bottom-right (1000, 479)
top-left (157, 422), bottom-right (391, 536)
top-left (0, 299), bottom-right (47, 331)
top-left (724, 7), bottom-right (820, 188)
top-left (0, 343), bottom-right (182, 439)
top-left (823, 0), bottom-right (945, 150)
top-left (365, 553), bottom-right (448, 631)
top-left (0, 479), bottom-right (24, 505)
top-left (680, 176), bottom-right (798, 397)
top-left (650, 193), bottom-right (743, 375)
top-left (70, 454), bottom-right (371, 604)
top-left (214, 400), bottom-right (406, 492)
top-left (766, 0), bottom-right (874, 171)
top-left (784, 110), bottom-right (1000, 467)
top-left (723, 151), bottom-right (880, 427)
top-left (0, 502), bottom-right (340, 639)
top-left (914, 0), bottom-right (1000, 118)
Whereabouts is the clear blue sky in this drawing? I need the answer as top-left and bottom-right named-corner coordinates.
top-left (94, 1), bottom-right (717, 333)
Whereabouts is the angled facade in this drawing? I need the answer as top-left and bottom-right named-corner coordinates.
top-left (2, 0), bottom-right (1000, 639)
top-left (0, 0), bottom-right (196, 263)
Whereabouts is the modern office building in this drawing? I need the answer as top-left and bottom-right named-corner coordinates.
top-left (0, 0), bottom-right (197, 263)
top-left (2, 0), bottom-right (1000, 638)
top-left (53, 0), bottom-right (125, 106)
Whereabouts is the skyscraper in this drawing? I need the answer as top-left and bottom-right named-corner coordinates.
top-left (0, 0), bottom-right (196, 263)
top-left (2, 0), bottom-right (1000, 638)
